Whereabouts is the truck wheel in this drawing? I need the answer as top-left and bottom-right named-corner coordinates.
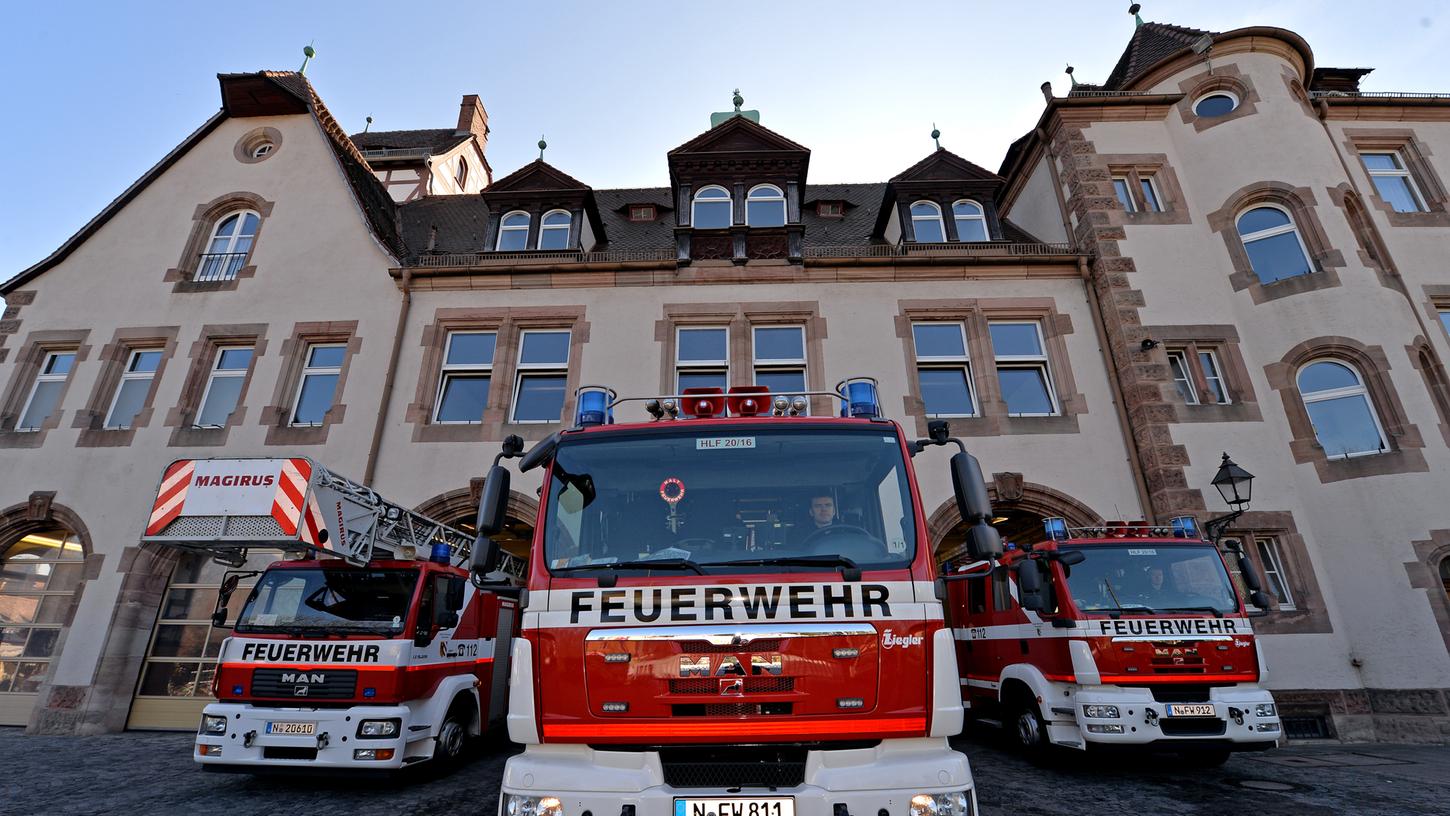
top-left (434, 704), bottom-right (471, 767)
top-left (1010, 697), bottom-right (1051, 763)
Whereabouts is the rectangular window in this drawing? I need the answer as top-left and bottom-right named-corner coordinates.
top-left (817, 201), bottom-right (844, 218)
top-left (752, 326), bottom-right (807, 406)
top-left (675, 327), bottom-right (729, 393)
top-left (511, 330), bottom-right (570, 423)
top-left (1167, 350), bottom-right (1198, 405)
top-left (1138, 175), bottom-right (1163, 213)
top-left (1198, 349), bottom-right (1229, 404)
top-left (989, 321), bottom-right (1058, 417)
top-left (1112, 177), bottom-right (1136, 213)
top-left (912, 323), bottom-right (976, 417)
top-left (194, 346), bottom-right (254, 428)
top-left (1437, 307), bottom-right (1450, 337)
top-left (1362, 151), bottom-right (1427, 213)
top-left (628, 205), bottom-right (655, 222)
top-left (1167, 346), bottom-right (1231, 406)
top-left (104, 349), bottom-right (163, 429)
top-left (1256, 537), bottom-right (1296, 610)
top-left (17, 351), bottom-right (77, 432)
top-left (290, 344), bottom-right (345, 426)
top-left (434, 331), bottom-right (496, 424)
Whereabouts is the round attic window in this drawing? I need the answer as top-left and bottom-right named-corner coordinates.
top-left (1193, 92), bottom-right (1239, 118)
top-left (234, 127), bottom-right (283, 164)
top-left (251, 142), bottom-right (274, 159)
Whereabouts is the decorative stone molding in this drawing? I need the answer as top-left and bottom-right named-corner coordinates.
top-left (1175, 64), bottom-right (1261, 133)
top-left (1207, 180), bottom-right (1346, 304)
top-left (165, 191), bottom-right (276, 292)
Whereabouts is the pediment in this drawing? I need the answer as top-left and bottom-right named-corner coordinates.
top-left (890, 149), bottom-right (1001, 184)
top-left (486, 160), bottom-right (591, 194)
top-left (669, 115), bottom-right (810, 157)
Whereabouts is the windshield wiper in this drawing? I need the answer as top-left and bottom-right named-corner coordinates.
top-left (554, 557), bottom-right (707, 587)
top-left (711, 554), bottom-right (863, 581)
top-left (1102, 577), bottom-right (1127, 618)
top-left (1158, 606), bottom-right (1226, 618)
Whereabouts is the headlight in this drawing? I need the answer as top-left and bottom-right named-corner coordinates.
top-left (357, 718), bottom-right (401, 738)
top-left (1254, 703), bottom-right (1277, 718)
top-left (201, 715), bottom-right (227, 735)
top-left (909, 791), bottom-right (972, 816)
top-left (1083, 705), bottom-right (1120, 718)
top-left (504, 795), bottom-right (564, 816)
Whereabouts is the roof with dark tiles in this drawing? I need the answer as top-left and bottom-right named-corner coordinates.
top-left (1101, 21), bottom-right (1214, 91)
top-left (350, 128), bottom-right (470, 153)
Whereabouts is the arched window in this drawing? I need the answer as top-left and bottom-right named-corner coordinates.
top-left (496, 211), bottom-right (530, 251)
top-left (910, 201), bottom-right (945, 243)
top-left (953, 200), bottom-right (989, 242)
top-left (1236, 205), bottom-right (1312, 283)
top-left (199, 210), bottom-right (259, 281)
top-left (1297, 359), bottom-right (1388, 458)
top-left (692, 186), bottom-right (732, 229)
top-left (1194, 92), bottom-right (1239, 117)
top-left (746, 184), bottom-right (786, 227)
top-left (0, 527), bottom-right (84, 701)
top-left (455, 157), bottom-right (469, 189)
top-left (536, 210), bottom-right (572, 250)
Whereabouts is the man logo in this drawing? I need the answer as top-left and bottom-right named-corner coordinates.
top-left (280, 672), bottom-right (325, 684)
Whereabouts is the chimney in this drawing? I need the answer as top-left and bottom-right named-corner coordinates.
top-left (456, 94), bottom-right (489, 147)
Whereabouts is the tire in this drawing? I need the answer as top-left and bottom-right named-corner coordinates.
top-left (434, 701), bottom-right (473, 768)
top-left (1009, 695), bottom-right (1052, 764)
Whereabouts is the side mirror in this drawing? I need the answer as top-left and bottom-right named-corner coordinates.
top-left (476, 465), bottom-right (510, 536)
top-left (210, 571), bottom-right (254, 628)
top-left (519, 433), bottom-right (560, 473)
top-left (950, 451), bottom-right (993, 523)
top-left (1015, 558), bottom-right (1047, 611)
top-left (471, 537), bottom-right (501, 586)
top-left (1250, 590), bottom-right (1273, 610)
top-left (1236, 552), bottom-right (1264, 593)
top-left (966, 521), bottom-right (1003, 561)
top-left (1056, 550), bottom-right (1085, 566)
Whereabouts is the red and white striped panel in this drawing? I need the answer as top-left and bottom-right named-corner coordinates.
top-left (298, 491), bottom-right (328, 550)
top-left (269, 458), bottom-right (313, 536)
top-left (145, 460), bottom-right (197, 535)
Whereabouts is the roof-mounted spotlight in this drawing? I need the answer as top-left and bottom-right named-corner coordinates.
top-left (1191, 33), bottom-right (1214, 55)
top-left (645, 399), bottom-right (664, 420)
top-left (772, 396), bottom-right (790, 416)
top-left (661, 398), bottom-right (680, 419)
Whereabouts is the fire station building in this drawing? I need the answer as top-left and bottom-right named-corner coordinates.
top-left (2, 17), bottom-right (1449, 741)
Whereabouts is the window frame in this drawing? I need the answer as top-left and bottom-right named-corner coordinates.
top-left (536, 209), bottom-right (573, 251)
top-left (192, 345), bottom-right (254, 429)
top-left (1362, 150), bottom-right (1428, 213)
top-left (751, 325), bottom-right (808, 411)
top-left (1296, 358), bottom-right (1389, 460)
top-left (495, 211), bottom-right (531, 251)
top-left (432, 331), bottom-right (497, 425)
top-left (909, 200), bottom-right (946, 244)
top-left (1193, 91), bottom-right (1239, 117)
top-left (674, 326), bottom-right (730, 393)
top-left (989, 320), bottom-right (1060, 417)
top-left (16, 351), bottom-right (77, 432)
top-left (289, 343), bottom-right (346, 428)
top-left (691, 185), bottom-right (733, 230)
top-left (745, 184), bottom-right (787, 228)
top-left (198, 209), bottom-right (260, 282)
top-left (1236, 204), bottom-right (1314, 283)
top-left (911, 321), bottom-right (978, 419)
top-left (1138, 174), bottom-right (1164, 213)
top-left (1198, 348), bottom-right (1229, 405)
top-left (951, 199), bottom-right (989, 242)
top-left (1112, 177), bottom-right (1136, 213)
top-left (455, 157), bottom-right (468, 189)
top-left (1255, 536), bottom-right (1296, 611)
top-left (510, 329), bottom-right (572, 424)
top-left (102, 348), bottom-right (163, 430)
top-left (0, 527), bottom-right (86, 695)
top-left (628, 204), bottom-right (656, 222)
top-left (1166, 350), bottom-right (1199, 405)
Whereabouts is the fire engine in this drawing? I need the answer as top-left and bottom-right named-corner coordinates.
top-left (943, 517), bottom-right (1282, 765)
top-left (139, 457), bottom-right (521, 772)
top-left (465, 380), bottom-right (1003, 816)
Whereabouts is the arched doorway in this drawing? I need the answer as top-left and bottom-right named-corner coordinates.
top-left (928, 475), bottom-right (1101, 570)
top-left (414, 486), bottom-right (538, 578)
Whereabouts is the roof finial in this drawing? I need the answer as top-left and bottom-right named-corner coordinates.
top-left (732, 88), bottom-right (744, 112)
top-left (1065, 64), bottom-right (1078, 88)
top-left (538, 135), bottom-right (547, 161)
top-left (363, 115), bottom-right (372, 133)
top-left (1129, 3), bottom-right (1144, 28)
top-left (299, 42), bottom-right (316, 74)
top-left (931, 123), bottom-right (941, 151)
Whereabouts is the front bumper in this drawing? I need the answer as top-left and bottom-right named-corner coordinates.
top-left (499, 738), bottom-right (975, 816)
top-left (1070, 686), bottom-right (1281, 749)
top-left (193, 702), bottom-right (436, 771)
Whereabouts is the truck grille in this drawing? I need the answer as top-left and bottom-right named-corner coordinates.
top-left (672, 703), bottom-right (793, 717)
top-left (250, 668), bottom-right (357, 699)
top-left (660, 746), bottom-right (806, 789)
top-left (680, 639), bottom-right (782, 654)
top-left (669, 677), bottom-right (795, 694)
top-left (1159, 718), bottom-right (1226, 737)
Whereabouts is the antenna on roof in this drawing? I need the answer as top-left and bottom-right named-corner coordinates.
top-left (299, 42), bottom-right (316, 75)
top-left (931, 124), bottom-right (941, 151)
top-left (1128, 3), bottom-right (1144, 28)
top-left (538, 135), bottom-right (547, 161)
top-left (363, 115), bottom-right (373, 133)
top-left (1065, 64), bottom-right (1078, 89)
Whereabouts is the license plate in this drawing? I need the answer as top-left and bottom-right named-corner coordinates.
top-left (266, 721), bottom-right (315, 735)
top-left (674, 798), bottom-right (794, 816)
top-left (1167, 704), bottom-right (1216, 717)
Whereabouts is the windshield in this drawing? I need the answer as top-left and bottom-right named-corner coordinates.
top-left (543, 426), bottom-right (917, 572)
top-left (235, 568), bottom-right (418, 634)
top-left (1060, 544), bottom-right (1239, 615)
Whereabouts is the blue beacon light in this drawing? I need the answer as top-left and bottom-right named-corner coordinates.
top-left (430, 542), bottom-right (451, 564)
top-left (1043, 517), bottom-right (1068, 541)
top-left (837, 377), bottom-right (882, 418)
top-left (1169, 516), bottom-right (1199, 539)
top-left (575, 385), bottom-right (616, 427)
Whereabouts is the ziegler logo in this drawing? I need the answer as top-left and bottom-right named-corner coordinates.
top-left (680, 654), bottom-right (784, 677)
top-left (881, 630), bottom-right (923, 650)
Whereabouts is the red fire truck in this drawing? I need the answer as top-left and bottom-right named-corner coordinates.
top-left (139, 457), bottom-right (521, 772)
top-left (943, 518), bottom-right (1282, 764)
top-left (465, 380), bottom-right (1002, 816)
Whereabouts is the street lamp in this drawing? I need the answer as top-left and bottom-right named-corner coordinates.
top-left (1204, 452), bottom-right (1253, 544)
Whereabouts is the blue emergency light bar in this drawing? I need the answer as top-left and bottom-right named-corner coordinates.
top-left (1043, 517), bottom-right (1068, 541)
top-left (837, 377), bottom-right (882, 419)
top-left (575, 385), bottom-right (617, 427)
top-left (1169, 515), bottom-right (1200, 539)
top-left (429, 542), bottom-right (452, 564)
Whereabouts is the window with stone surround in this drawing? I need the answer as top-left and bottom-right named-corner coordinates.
top-left (197, 211), bottom-right (258, 282)
top-left (17, 351), bottom-right (75, 432)
top-left (659, 302), bottom-right (828, 415)
top-left (0, 330), bottom-right (91, 447)
top-left (1167, 347), bottom-right (1228, 405)
top-left (290, 344), bottom-right (345, 427)
top-left (195, 347), bottom-right (254, 429)
top-left (911, 323), bottom-right (976, 418)
top-left (73, 327), bottom-right (179, 447)
top-left (1103, 157), bottom-right (1187, 224)
top-left (1297, 359), bottom-right (1388, 459)
top-left (261, 322), bottom-right (358, 446)
top-left (1211, 182), bottom-right (1344, 304)
top-left (1345, 130), bottom-right (1450, 225)
top-left (1237, 206), bottom-right (1313, 284)
top-left (164, 326), bottom-right (266, 448)
top-left (1362, 151), bottom-right (1427, 213)
top-left (511, 330), bottom-right (571, 423)
top-left (676, 327), bottom-right (729, 392)
top-left (0, 527), bottom-right (85, 697)
top-left (433, 332), bottom-right (496, 424)
top-left (989, 321), bottom-right (1058, 417)
top-left (103, 349), bottom-right (163, 430)
top-left (752, 326), bottom-right (808, 407)
top-left (1219, 511), bottom-right (1328, 633)
top-left (166, 192), bottom-right (274, 292)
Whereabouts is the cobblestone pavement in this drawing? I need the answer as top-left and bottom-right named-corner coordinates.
top-left (4, 727), bottom-right (1449, 816)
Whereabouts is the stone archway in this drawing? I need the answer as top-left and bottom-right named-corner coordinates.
top-left (414, 484), bottom-right (539, 570)
top-left (927, 472), bottom-right (1102, 566)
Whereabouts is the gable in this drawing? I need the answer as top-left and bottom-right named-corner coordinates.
top-left (486, 160), bottom-right (591, 194)
top-left (668, 115), bottom-right (810, 157)
top-left (891, 149), bottom-right (1001, 184)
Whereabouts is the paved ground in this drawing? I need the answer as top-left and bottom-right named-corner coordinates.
top-left (3, 727), bottom-right (1449, 816)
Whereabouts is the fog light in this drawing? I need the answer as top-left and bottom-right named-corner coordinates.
top-left (1255, 703), bottom-right (1277, 718)
top-left (353, 748), bottom-right (396, 761)
top-left (1086, 723), bottom-right (1125, 734)
top-left (504, 794), bottom-right (565, 816)
top-left (363, 687), bottom-right (376, 698)
top-left (832, 648), bottom-right (859, 659)
top-left (197, 744), bottom-right (223, 757)
top-left (231, 685), bottom-right (244, 696)
top-left (201, 714), bottom-right (227, 735)
top-left (1256, 722), bottom-right (1281, 732)
top-left (1082, 705), bottom-right (1120, 718)
top-left (601, 702), bottom-right (629, 713)
top-left (908, 791), bottom-right (972, 816)
top-left (357, 718), bottom-right (400, 738)
top-left (603, 653), bottom-right (630, 663)
top-left (837, 697), bottom-right (864, 709)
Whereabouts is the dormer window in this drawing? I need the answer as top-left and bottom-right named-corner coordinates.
top-left (910, 201), bottom-right (946, 243)
top-left (455, 157), bottom-right (469, 189)
top-left (497, 211), bottom-right (530, 251)
top-left (692, 186), bottom-right (732, 229)
top-left (629, 204), bottom-right (657, 222)
top-left (953, 200), bottom-right (988, 242)
top-left (816, 201), bottom-right (844, 218)
top-left (746, 184), bottom-right (786, 227)
top-left (537, 210), bottom-right (572, 250)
